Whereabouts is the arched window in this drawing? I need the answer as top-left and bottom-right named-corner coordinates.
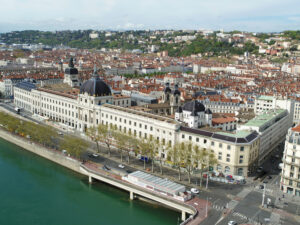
top-left (217, 164), bottom-right (222, 171)
top-left (237, 168), bottom-right (244, 176)
top-left (225, 166), bottom-right (230, 173)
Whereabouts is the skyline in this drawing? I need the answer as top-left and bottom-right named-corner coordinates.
top-left (0, 0), bottom-right (300, 33)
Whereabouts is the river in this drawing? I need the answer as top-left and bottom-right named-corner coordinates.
top-left (0, 137), bottom-right (179, 225)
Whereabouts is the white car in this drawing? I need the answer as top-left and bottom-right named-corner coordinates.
top-left (118, 164), bottom-right (125, 169)
top-left (92, 153), bottom-right (99, 157)
top-left (228, 221), bottom-right (237, 225)
top-left (190, 188), bottom-right (199, 194)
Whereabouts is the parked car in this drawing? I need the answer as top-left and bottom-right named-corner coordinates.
top-left (191, 188), bottom-right (199, 194)
top-left (92, 153), bottom-right (99, 158)
top-left (118, 164), bottom-right (125, 169)
top-left (228, 221), bottom-right (237, 225)
top-left (257, 167), bottom-right (263, 173)
top-left (102, 165), bottom-right (111, 171)
top-left (267, 175), bottom-right (272, 179)
top-left (259, 185), bottom-right (264, 189)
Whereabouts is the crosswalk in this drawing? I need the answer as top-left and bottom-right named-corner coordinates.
top-left (212, 204), bottom-right (224, 211)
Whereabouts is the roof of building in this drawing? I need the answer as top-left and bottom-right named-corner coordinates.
top-left (243, 109), bottom-right (286, 128)
top-left (180, 126), bottom-right (258, 144)
top-left (15, 81), bottom-right (37, 91)
top-left (292, 124), bottom-right (300, 133)
top-left (182, 100), bottom-right (206, 115)
top-left (64, 58), bottom-right (78, 75)
top-left (128, 171), bottom-right (185, 194)
top-left (258, 95), bottom-right (274, 101)
top-left (80, 66), bottom-right (111, 97)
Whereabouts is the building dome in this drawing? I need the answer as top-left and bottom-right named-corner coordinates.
top-left (205, 108), bottom-right (212, 114)
top-left (80, 66), bottom-right (111, 97)
top-left (172, 83), bottom-right (181, 95)
top-left (65, 58), bottom-right (78, 75)
top-left (182, 100), bottom-right (205, 115)
top-left (164, 82), bottom-right (171, 93)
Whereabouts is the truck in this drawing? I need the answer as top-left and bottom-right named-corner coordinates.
top-left (14, 107), bottom-right (21, 114)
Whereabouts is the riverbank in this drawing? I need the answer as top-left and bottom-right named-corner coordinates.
top-left (0, 128), bottom-right (83, 175)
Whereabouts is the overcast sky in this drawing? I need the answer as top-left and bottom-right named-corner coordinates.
top-left (0, 0), bottom-right (299, 32)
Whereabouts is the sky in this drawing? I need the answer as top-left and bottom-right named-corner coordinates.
top-left (0, 0), bottom-right (299, 33)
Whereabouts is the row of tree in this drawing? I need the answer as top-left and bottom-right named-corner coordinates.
top-left (0, 112), bottom-right (89, 159)
top-left (86, 124), bottom-right (217, 184)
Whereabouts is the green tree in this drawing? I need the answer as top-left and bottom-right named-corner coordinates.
top-left (86, 126), bottom-right (101, 153)
top-left (97, 124), bottom-right (113, 157)
top-left (61, 135), bottom-right (88, 159)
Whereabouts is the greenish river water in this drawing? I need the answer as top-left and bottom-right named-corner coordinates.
top-left (0, 137), bottom-right (179, 225)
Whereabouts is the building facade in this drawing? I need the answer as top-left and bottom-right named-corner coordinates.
top-left (281, 125), bottom-right (300, 196)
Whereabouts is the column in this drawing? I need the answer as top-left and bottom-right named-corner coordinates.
top-left (89, 176), bottom-right (92, 183)
top-left (130, 191), bottom-right (134, 200)
top-left (181, 211), bottom-right (186, 221)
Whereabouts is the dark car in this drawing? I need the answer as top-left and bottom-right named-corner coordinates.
top-left (259, 185), bottom-right (264, 189)
top-left (268, 175), bottom-right (272, 179)
top-left (102, 165), bottom-right (111, 171)
top-left (263, 180), bottom-right (268, 184)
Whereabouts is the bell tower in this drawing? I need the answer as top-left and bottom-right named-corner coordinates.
top-left (64, 58), bottom-right (79, 87)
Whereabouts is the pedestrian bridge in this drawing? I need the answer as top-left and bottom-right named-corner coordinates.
top-left (80, 163), bottom-right (198, 222)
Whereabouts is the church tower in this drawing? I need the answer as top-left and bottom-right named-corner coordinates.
top-left (64, 58), bottom-right (79, 87)
top-left (170, 83), bottom-right (180, 114)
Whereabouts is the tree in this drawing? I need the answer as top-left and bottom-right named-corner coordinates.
top-left (97, 124), bottom-right (113, 157)
top-left (126, 135), bottom-right (138, 165)
top-left (194, 147), bottom-right (208, 187)
top-left (137, 138), bottom-right (152, 170)
top-left (86, 126), bottom-right (101, 153)
top-left (182, 142), bottom-right (194, 184)
top-left (204, 149), bottom-right (218, 189)
top-left (112, 129), bottom-right (127, 162)
top-left (61, 135), bottom-right (89, 159)
top-left (168, 143), bottom-right (184, 181)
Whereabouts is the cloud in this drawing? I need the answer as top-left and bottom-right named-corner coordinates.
top-left (0, 0), bottom-right (299, 32)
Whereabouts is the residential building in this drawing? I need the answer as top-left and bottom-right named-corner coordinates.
top-left (238, 109), bottom-right (289, 164)
top-left (281, 124), bottom-right (300, 196)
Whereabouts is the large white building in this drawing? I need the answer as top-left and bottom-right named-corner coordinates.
top-left (14, 62), bottom-right (261, 177)
top-left (281, 124), bottom-right (300, 196)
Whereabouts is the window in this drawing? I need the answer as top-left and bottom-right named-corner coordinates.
top-left (211, 141), bottom-right (214, 146)
top-left (182, 134), bottom-right (185, 139)
top-left (289, 180), bottom-right (293, 186)
top-left (226, 154), bottom-right (230, 162)
top-left (189, 136), bottom-right (192, 141)
top-left (227, 145), bottom-right (231, 150)
top-left (150, 126), bottom-right (153, 131)
top-left (219, 143), bottom-right (222, 148)
top-left (218, 152), bottom-right (222, 160)
top-left (204, 139), bottom-right (207, 144)
top-left (196, 138), bottom-right (199, 142)
top-left (240, 146), bottom-right (244, 151)
top-left (290, 173), bottom-right (294, 178)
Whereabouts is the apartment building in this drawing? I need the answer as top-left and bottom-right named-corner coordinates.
top-left (281, 124), bottom-right (300, 196)
top-left (238, 109), bottom-right (290, 164)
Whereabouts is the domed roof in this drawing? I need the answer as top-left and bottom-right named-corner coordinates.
top-left (65, 58), bottom-right (78, 75)
top-left (80, 66), bottom-right (111, 97)
top-left (176, 106), bottom-right (182, 113)
top-left (182, 100), bottom-right (205, 116)
top-left (205, 108), bottom-right (212, 114)
top-left (164, 82), bottom-right (171, 93)
top-left (172, 83), bottom-right (180, 95)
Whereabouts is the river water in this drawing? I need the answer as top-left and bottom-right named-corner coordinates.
top-left (0, 137), bottom-right (179, 225)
